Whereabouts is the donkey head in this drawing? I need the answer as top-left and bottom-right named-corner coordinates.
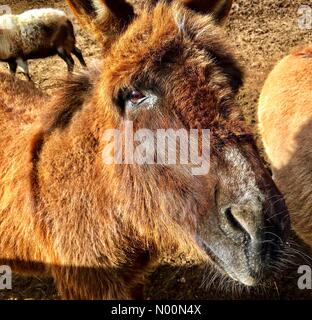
top-left (67, 0), bottom-right (290, 286)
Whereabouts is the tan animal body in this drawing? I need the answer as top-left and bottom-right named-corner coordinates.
top-left (0, 8), bottom-right (86, 80)
top-left (258, 46), bottom-right (312, 247)
top-left (0, 0), bottom-right (290, 299)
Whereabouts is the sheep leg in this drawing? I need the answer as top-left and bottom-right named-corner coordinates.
top-left (16, 58), bottom-right (32, 81)
top-left (8, 60), bottom-right (17, 76)
top-left (57, 48), bottom-right (75, 73)
top-left (72, 47), bottom-right (87, 68)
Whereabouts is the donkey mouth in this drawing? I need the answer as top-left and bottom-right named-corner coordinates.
top-left (197, 236), bottom-right (267, 287)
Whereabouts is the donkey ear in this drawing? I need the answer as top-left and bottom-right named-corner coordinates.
top-left (181, 0), bottom-right (233, 23)
top-left (66, 0), bottom-right (135, 41)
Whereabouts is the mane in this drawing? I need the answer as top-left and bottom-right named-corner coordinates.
top-left (42, 66), bottom-right (99, 133)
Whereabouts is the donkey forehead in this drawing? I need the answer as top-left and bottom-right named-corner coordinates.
top-left (103, 4), bottom-right (223, 86)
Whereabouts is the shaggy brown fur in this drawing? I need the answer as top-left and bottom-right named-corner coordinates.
top-left (258, 46), bottom-right (312, 247)
top-left (68, 0), bottom-right (233, 49)
top-left (0, 0), bottom-right (289, 299)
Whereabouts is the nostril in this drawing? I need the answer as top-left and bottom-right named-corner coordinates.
top-left (224, 207), bottom-right (246, 234)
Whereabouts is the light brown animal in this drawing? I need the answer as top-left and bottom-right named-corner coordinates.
top-left (0, 0), bottom-right (289, 299)
top-left (0, 8), bottom-right (86, 81)
top-left (258, 46), bottom-right (312, 247)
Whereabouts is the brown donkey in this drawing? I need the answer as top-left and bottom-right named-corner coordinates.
top-left (0, 0), bottom-right (290, 299)
top-left (258, 46), bottom-right (312, 248)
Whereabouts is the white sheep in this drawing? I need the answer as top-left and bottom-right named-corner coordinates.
top-left (0, 8), bottom-right (86, 81)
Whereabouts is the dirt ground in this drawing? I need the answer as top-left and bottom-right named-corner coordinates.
top-left (0, 0), bottom-right (312, 300)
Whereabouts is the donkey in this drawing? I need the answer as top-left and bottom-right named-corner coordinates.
top-left (258, 46), bottom-right (312, 248)
top-left (0, 0), bottom-right (290, 299)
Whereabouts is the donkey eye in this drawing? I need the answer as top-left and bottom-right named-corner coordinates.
top-left (124, 90), bottom-right (147, 110)
top-left (128, 90), bottom-right (146, 104)
top-left (116, 88), bottom-right (157, 113)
